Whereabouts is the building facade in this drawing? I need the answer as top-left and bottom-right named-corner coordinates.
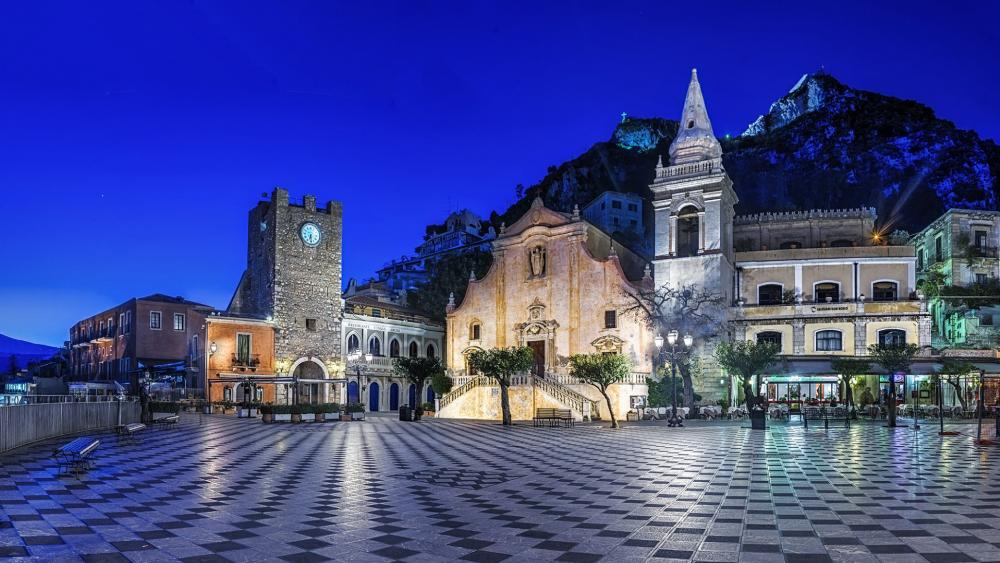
top-left (440, 197), bottom-right (650, 421)
top-left (376, 209), bottom-right (495, 291)
top-left (342, 290), bottom-right (445, 412)
top-left (910, 209), bottom-right (1000, 348)
top-left (203, 314), bottom-right (278, 404)
top-left (228, 188), bottom-right (345, 403)
top-left (651, 69), bottom-right (932, 406)
top-left (69, 294), bottom-right (211, 390)
top-left (581, 190), bottom-right (645, 240)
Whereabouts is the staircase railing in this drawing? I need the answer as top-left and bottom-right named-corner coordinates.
top-left (439, 376), bottom-right (490, 409)
top-left (438, 373), bottom-right (601, 418)
top-left (531, 375), bottom-right (600, 418)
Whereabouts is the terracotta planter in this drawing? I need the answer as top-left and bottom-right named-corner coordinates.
top-left (314, 413), bottom-right (324, 422)
top-left (340, 414), bottom-right (352, 422)
top-left (291, 413), bottom-right (302, 423)
top-left (262, 413), bottom-right (273, 423)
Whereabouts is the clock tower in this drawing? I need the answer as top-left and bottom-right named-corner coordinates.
top-left (229, 187), bottom-right (344, 392)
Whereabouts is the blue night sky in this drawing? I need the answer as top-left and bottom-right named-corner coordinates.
top-left (1, 1), bottom-right (998, 346)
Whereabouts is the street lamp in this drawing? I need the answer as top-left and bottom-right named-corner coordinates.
top-left (654, 330), bottom-right (694, 427)
top-left (347, 350), bottom-right (373, 408)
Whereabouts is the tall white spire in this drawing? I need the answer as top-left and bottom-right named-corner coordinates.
top-left (668, 68), bottom-right (723, 165)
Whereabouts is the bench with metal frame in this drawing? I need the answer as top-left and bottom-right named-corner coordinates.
top-left (116, 422), bottom-right (147, 445)
top-left (153, 414), bottom-right (180, 429)
top-left (532, 408), bottom-right (574, 427)
top-left (53, 437), bottom-right (100, 477)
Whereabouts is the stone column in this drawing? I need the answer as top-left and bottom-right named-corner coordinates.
top-left (854, 318), bottom-right (868, 356)
top-left (669, 215), bottom-right (678, 256)
top-left (698, 211), bottom-right (706, 254)
top-left (792, 320), bottom-right (806, 355)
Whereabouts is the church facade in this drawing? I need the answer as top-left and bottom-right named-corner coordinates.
top-left (440, 197), bottom-right (651, 421)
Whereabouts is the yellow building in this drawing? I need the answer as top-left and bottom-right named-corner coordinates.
top-left (439, 197), bottom-right (650, 422)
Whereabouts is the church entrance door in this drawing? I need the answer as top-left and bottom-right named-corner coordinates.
top-left (528, 340), bottom-right (545, 377)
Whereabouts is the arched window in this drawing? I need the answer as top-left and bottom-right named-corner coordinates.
top-left (872, 281), bottom-right (898, 302)
top-left (756, 331), bottom-right (782, 352)
top-left (878, 329), bottom-right (907, 347)
top-left (676, 207), bottom-right (700, 258)
top-left (426, 344), bottom-right (435, 359)
top-left (389, 339), bottom-right (400, 358)
top-left (779, 241), bottom-right (802, 250)
top-left (409, 342), bottom-right (418, 358)
top-left (830, 239), bottom-right (853, 248)
top-left (815, 330), bottom-right (843, 352)
top-left (368, 336), bottom-right (381, 356)
top-left (758, 284), bottom-right (783, 305)
top-left (470, 323), bottom-right (481, 340)
top-left (814, 282), bottom-right (840, 303)
top-left (347, 333), bottom-right (360, 353)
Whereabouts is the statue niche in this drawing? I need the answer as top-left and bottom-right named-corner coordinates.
top-left (528, 245), bottom-right (546, 278)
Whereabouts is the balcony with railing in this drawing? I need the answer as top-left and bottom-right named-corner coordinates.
top-left (231, 354), bottom-right (261, 373)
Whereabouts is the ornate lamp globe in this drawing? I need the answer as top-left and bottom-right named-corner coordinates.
top-left (667, 330), bottom-right (678, 346)
top-left (683, 334), bottom-right (694, 347)
top-left (364, 353), bottom-right (373, 362)
top-left (654, 334), bottom-right (664, 349)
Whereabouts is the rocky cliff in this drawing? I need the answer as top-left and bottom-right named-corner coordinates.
top-left (494, 72), bottom-right (999, 237)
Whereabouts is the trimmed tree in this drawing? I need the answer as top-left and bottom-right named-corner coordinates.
top-left (935, 358), bottom-right (976, 411)
top-left (868, 343), bottom-right (920, 428)
top-left (830, 357), bottom-right (870, 416)
top-left (392, 356), bottom-right (445, 415)
top-left (569, 353), bottom-right (631, 429)
top-left (467, 347), bottom-right (535, 425)
top-left (714, 340), bottom-right (780, 418)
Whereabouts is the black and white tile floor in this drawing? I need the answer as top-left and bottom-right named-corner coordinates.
top-left (2, 414), bottom-right (1000, 562)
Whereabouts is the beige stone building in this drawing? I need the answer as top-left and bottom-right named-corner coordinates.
top-left (439, 197), bottom-right (651, 421)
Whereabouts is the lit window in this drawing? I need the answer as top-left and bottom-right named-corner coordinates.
top-left (814, 282), bottom-right (840, 303)
top-left (758, 284), bottom-right (783, 305)
top-left (815, 330), bottom-right (843, 352)
top-left (872, 282), bottom-right (898, 302)
top-left (756, 331), bottom-right (782, 352)
top-left (878, 329), bottom-right (906, 347)
top-left (173, 313), bottom-right (186, 331)
top-left (150, 311), bottom-right (162, 330)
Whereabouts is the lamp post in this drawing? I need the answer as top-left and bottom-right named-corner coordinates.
top-left (654, 330), bottom-right (694, 428)
top-left (348, 350), bottom-right (373, 410)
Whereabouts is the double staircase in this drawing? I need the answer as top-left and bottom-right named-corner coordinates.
top-left (439, 373), bottom-right (600, 419)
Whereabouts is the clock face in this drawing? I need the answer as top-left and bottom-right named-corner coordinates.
top-left (300, 222), bottom-right (321, 246)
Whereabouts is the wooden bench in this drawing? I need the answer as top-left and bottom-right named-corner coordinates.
top-left (116, 423), bottom-right (146, 445)
top-left (153, 414), bottom-right (180, 429)
top-left (53, 437), bottom-right (100, 477)
top-left (532, 408), bottom-right (574, 427)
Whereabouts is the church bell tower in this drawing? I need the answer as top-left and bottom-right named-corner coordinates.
top-left (650, 69), bottom-right (737, 304)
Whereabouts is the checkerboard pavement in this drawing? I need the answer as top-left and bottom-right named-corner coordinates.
top-left (2, 414), bottom-right (1000, 562)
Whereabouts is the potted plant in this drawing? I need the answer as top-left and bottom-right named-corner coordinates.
top-left (317, 403), bottom-right (340, 422)
top-left (299, 404), bottom-right (315, 422)
top-left (348, 402), bottom-right (366, 421)
top-left (421, 402), bottom-right (435, 417)
top-left (291, 404), bottom-right (304, 423)
top-left (340, 404), bottom-right (352, 422)
top-left (273, 404), bottom-right (292, 422)
top-left (260, 403), bottom-right (274, 423)
top-left (222, 400), bottom-right (236, 415)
